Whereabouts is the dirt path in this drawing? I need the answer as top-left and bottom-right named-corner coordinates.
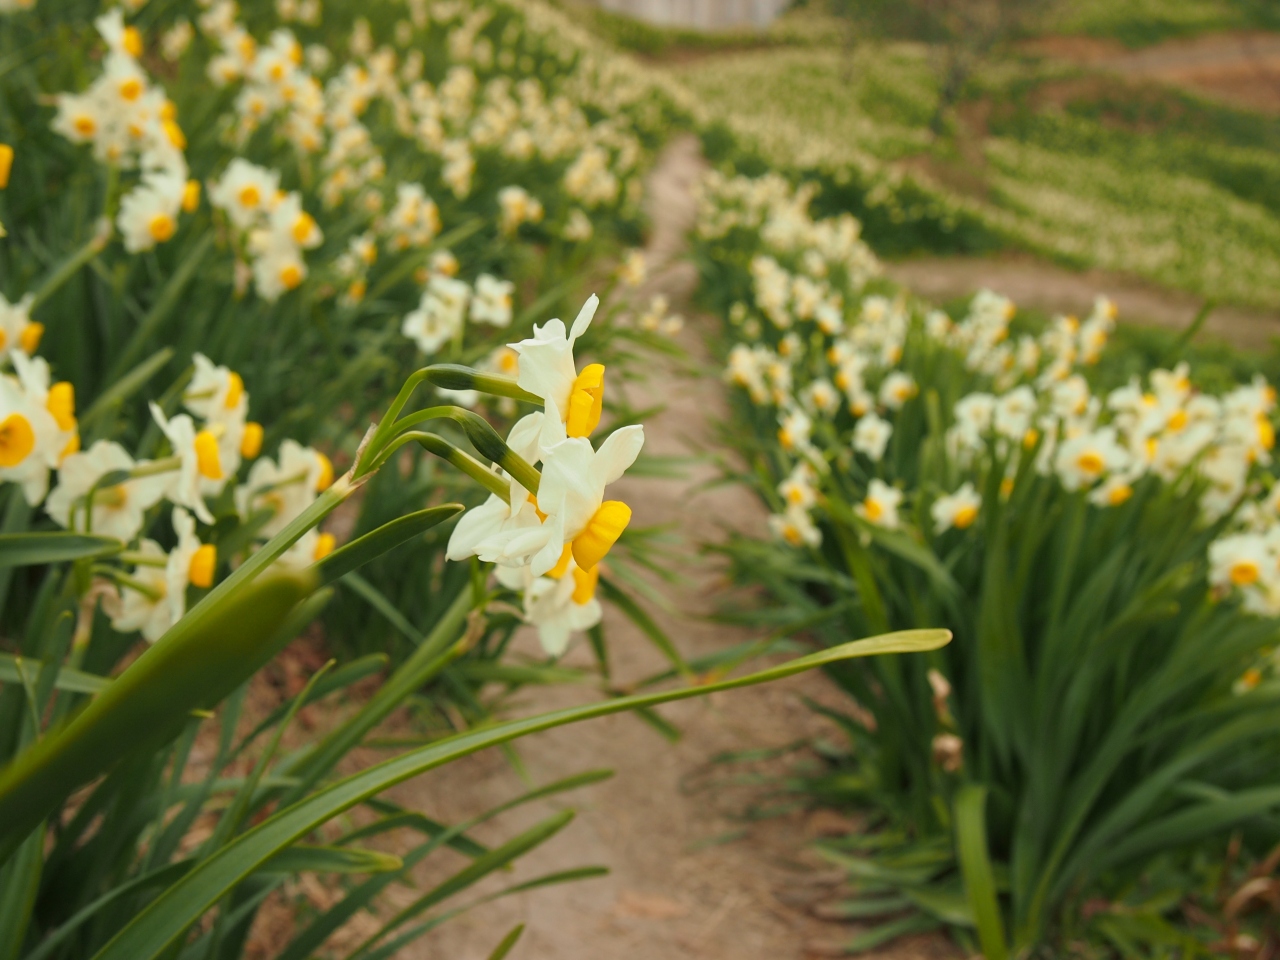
top-left (1027, 31), bottom-right (1280, 113)
top-left (379, 136), bottom-right (935, 960)
top-left (885, 254), bottom-right (1280, 350)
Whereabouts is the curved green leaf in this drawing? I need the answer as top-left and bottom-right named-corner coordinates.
top-left (262, 845), bottom-right (403, 875)
top-left (313, 504), bottom-right (463, 587)
top-left (0, 532), bottom-right (122, 568)
top-left (0, 654), bottom-right (110, 695)
top-left (0, 569), bottom-right (319, 863)
top-left (89, 628), bottom-right (950, 960)
top-left (955, 785), bottom-right (1008, 960)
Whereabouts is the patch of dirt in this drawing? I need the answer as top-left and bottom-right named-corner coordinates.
top-left (884, 253), bottom-right (1280, 349)
top-left (1026, 31), bottom-right (1280, 114)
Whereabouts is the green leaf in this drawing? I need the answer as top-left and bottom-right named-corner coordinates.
top-left (340, 572), bottom-right (425, 645)
top-left (955, 785), bottom-right (1008, 960)
top-left (314, 505), bottom-right (464, 587)
top-left (598, 574), bottom-right (693, 679)
top-left (0, 653), bottom-right (110, 695)
top-left (231, 654), bottom-right (388, 761)
top-left (262, 845), bottom-right (403, 875)
top-left (0, 569), bottom-right (320, 865)
top-left (485, 925), bottom-right (525, 960)
top-left (359, 810), bottom-right (576, 952)
top-left (87, 628), bottom-right (950, 960)
top-left (80, 347), bottom-right (174, 433)
top-left (844, 912), bottom-right (941, 953)
top-left (0, 532), bottom-right (122, 568)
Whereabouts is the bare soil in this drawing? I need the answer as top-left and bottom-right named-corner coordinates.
top-left (1025, 31), bottom-right (1280, 114)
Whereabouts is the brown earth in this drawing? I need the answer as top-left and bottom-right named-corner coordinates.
top-left (1025, 31), bottom-right (1280, 114)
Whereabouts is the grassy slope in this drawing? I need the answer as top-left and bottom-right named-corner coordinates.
top-left (1053, 0), bottom-right (1280, 46)
top-left (641, 5), bottom-right (1280, 309)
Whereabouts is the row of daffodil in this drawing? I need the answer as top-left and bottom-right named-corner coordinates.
top-left (698, 171), bottom-right (1280, 625)
top-left (17, 0), bottom-right (660, 355)
top-left (0, 334), bottom-right (334, 641)
top-left (0, 285), bottom-right (636, 656)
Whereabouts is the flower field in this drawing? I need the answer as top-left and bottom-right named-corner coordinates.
top-left (1, 0), bottom-right (1279, 957)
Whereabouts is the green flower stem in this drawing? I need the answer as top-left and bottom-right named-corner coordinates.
top-left (420, 364), bottom-right (541, 405)
top-left (357, 370), bottom-right (433, 480)
top-left (30, 225), bottom-right (112, 311)
top-left (361, 402), bottom-right (541, 494)
top-left (109, 572), bottom-right (165, 602)
top-left (397, 433), bottom-right (510, 502)
top-left (116, 552), bottom-right (168, 569)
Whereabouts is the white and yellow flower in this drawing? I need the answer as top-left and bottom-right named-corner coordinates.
top-left (856, 478), bottom-right (902, 530)
top-left (932, 483), bottom-right (981, 534)
top-left (45, 440), bottom-right (168, 541)
top-left (511, 295), bottom-right (609, 439)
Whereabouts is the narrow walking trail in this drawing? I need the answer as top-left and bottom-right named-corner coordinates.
top-left (385, 137), bottom-right (897, 960)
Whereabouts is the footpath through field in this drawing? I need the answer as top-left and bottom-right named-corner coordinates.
top-left (384, 137), bottom-right (955, 960)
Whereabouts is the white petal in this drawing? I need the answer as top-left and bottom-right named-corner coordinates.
top-left (527, 514), bottom-right (567, 576)
top-left (568, 294), bottom-right (598, 345)
top-left (445, 495), bottom-right (509, 560)
top-left (593, 425), bottom-right (645, 487)
top-left (537, 437), bottom-right (598, 534)
top-left (536, 619), bottom-right (572, 657)
top-left (505, 412), bottom-right (545, 464)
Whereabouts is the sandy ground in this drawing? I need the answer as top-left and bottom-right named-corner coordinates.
top-left (1026, 32), bottom-right (1280, 114)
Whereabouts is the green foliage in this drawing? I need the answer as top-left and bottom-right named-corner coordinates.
top-left (672, 14), bottom-right (1280, 308)
top-left (1052, 0), bottom-right (1280, 47)
top-left (696, 168), bottom-right (1280, 954)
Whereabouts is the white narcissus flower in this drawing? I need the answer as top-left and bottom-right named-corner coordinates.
top-left (932, 482), bottom-right (981, 534)
top-left (95, 9), bottom-right (144, 59)
top-left (777, 408), bottom-right (811, 453)
top-left (853, 413), bottom-right (892, 462)
top-left (45, 440), bottom-right (168, 541)
top-left (769, 504), bottom-right (820, 548)
top-left (857, 479), bottom-right (903, 530)
top-left (474, 408), bottom-right (642, 577)
top-left (209, 158), bottom-right (280, 231)
top-left (528, 413), bottom-right (644, 575)
top-left (0, 359), bottom-right (65, 505)
top-left (1089, 474), bottom-right (1137, 509)
top-left (52, 92), bottom-right (104, 147)
top-left (185, 353), bottom-right (251, 483)
top-left (106, 538), bottom-right (173, 642)
top-left (778, 462), bottom-right (817, 510)
top-left (1209, 533), bottom-right (1272, 594)
top-left (168, 506), bottom-right (215, 603)
top-left (268, 192), bottom-right (323, 249)
top-left (1055, 427), bottom-right (1129, 491)
top-left (511, 295), bottom-right (606, 439)
top-left (402, 275), bottom-right (470, 354)
top-left (469, 274), bottom-right (514, 327)
top-left (236, 438), bottom-right (331, 538)
top-left (0, 293), bottom-right (42, 363)
top-left (185, 353), bottom-right (247, 423)
top-left (879, 371), bottom-right (917, 410)
top-left (497, 185), bottom-right (542, 235)
top-left (496, 558), bottom-right (602, 657)
top-left (117, 171), bottom-right (184, 253)
top-left (248, 233), bottom-right (306, 302)
top-left (149, 402), bottom-right (219, 523)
